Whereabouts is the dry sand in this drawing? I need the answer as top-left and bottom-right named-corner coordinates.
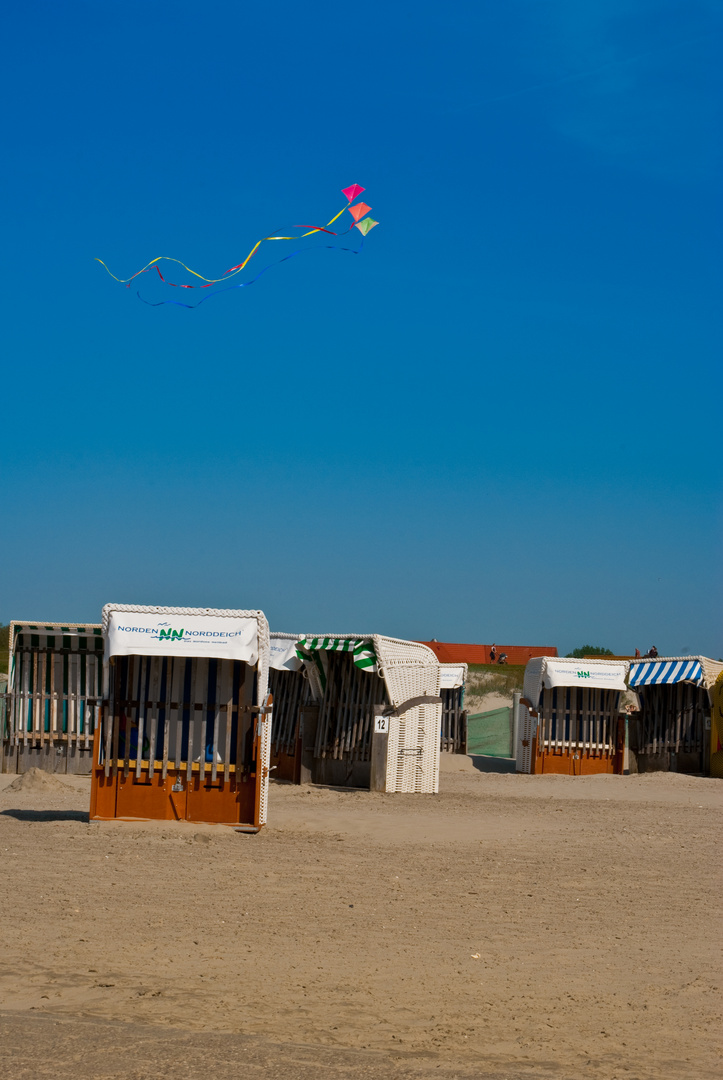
top-left (0, 760), bottom-right (720, 1079)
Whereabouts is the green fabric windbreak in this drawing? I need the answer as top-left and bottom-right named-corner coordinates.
top-left (466, 707), bottom-right (512, 758)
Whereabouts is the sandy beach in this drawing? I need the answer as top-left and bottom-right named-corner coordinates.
top-left (0, 759), bottom-right (719, 1079)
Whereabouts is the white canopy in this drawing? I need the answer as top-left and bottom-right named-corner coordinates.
top-left (269, 632), bottom-right (303, 672)
top-left (103, 604), bottom-right (266, 665)
top-left (523, 656), bottom-right (628, 709)
top-left (439, 663), bottom-right (467, 690)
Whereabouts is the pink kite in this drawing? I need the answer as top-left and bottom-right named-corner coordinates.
top-left (342, 183), bottom-right (365, 202)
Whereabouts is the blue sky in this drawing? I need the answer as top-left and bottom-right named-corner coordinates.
top-left (1, 1), bottom-right (721, 657)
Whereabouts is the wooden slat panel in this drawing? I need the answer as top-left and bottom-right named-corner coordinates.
top-left (63, 651), bottom-right (71, 742)
top-left (70, 651), bottom-right (80, 741)
top-left (76, 650), bottom-right (83, 742)
top-left (17, 651), bottom-right (27, 745)
top-left (197, 658), bottom-right (208, 783)
top-left (135, 656), bottom-right (147, 780)
top-left (236, 663), bottom-right (248, 773)
top-left (75, 648), bottom-right (83, 743)
top-left (85, 655), bottom-right (97, 749)
top-left (123, 657), bottom-right (134, 778)
top-left (223, 660), bottom-right (233, 783)
top-left (186, 659), bottom-right (197, 781)
top-left (105, 663), bottom-right (114, 777)
top-left (211, 660), bottom-right (222, 782)
top-left (147, 657), bottom-right (161, 779)
top-left (315, 663), bottom-right (332, 759)
top-left (49, 652), bottom-right (58, 741)
top-left (40, 651), bottom-right (48, 742)
top-left (173, 658), bottom-right (185, 770)
top-left (109, 759), bottom-right (238, 773)
top-left (335, 654), bottom-right (351, 759)
top-left (111, 673), bottom-right (121, 779)
top-left (161, 657), bottom-right (172, 780)
top-left (348, 664), bottom-right (364, 761)
top-left (342, 655), bottom-right (355, 758)
top-left (32, 651), bottom-right (40, 741)
top-left (360, 662), bottom-right (378, 762)
top-left (104, 707), bottom-right (113, 778)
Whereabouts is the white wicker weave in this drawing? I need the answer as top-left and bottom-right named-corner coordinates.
top-left (373, 635), bottom-right (440, 792)
top-left (516, 704), bottom-right (535, 773)
top-left (257, 693), bottom-right (272, 826)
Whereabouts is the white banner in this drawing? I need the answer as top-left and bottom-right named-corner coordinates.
top-left (543, 661), bottom-right (627, 693)
top-left (269, 635), bottom-right (302, 672)
top-left (105, 610), bottom-right (259, 664)
top-left (439, 664), bottom-right (466, 689)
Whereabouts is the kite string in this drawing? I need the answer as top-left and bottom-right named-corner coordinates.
top-left (136, 236), bottom-right (364, 309)
top-left (96, 200), bottom-right (355, 287)
top-left (125, 225), bottom-right (356, 291)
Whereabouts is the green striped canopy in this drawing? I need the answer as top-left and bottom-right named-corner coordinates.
top-left (295, 637), bottom-right (377, 691)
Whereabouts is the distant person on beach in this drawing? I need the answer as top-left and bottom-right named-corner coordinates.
top-left (490, 644), bottom-right (496, 664)
top-left (635, 648), bottom-right (641, 658)
top-left (647, 646), bottom-right (658, 658)
top-left (498, 653), bottom-right (508, 665)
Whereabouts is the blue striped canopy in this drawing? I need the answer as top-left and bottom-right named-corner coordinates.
top-left (629, 658), bottom-right (703, 688)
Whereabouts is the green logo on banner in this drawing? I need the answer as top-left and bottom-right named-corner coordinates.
top-left (577, 670), bottom-right (591, 678)
top-left (159, 628), bottom-right (184, 641)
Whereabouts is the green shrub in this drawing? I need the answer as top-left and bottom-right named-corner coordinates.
top-left (565, 645), bottom-right (614, 659)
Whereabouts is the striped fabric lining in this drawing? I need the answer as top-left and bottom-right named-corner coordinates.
top-left (295, 637), bottom-right (377, 691)
top-left (14, 626), bottom-right (103, 647)
top-left (629, 659), bottom-right (703, 688)
top-left (10, 624), bottom-right (104, 690)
